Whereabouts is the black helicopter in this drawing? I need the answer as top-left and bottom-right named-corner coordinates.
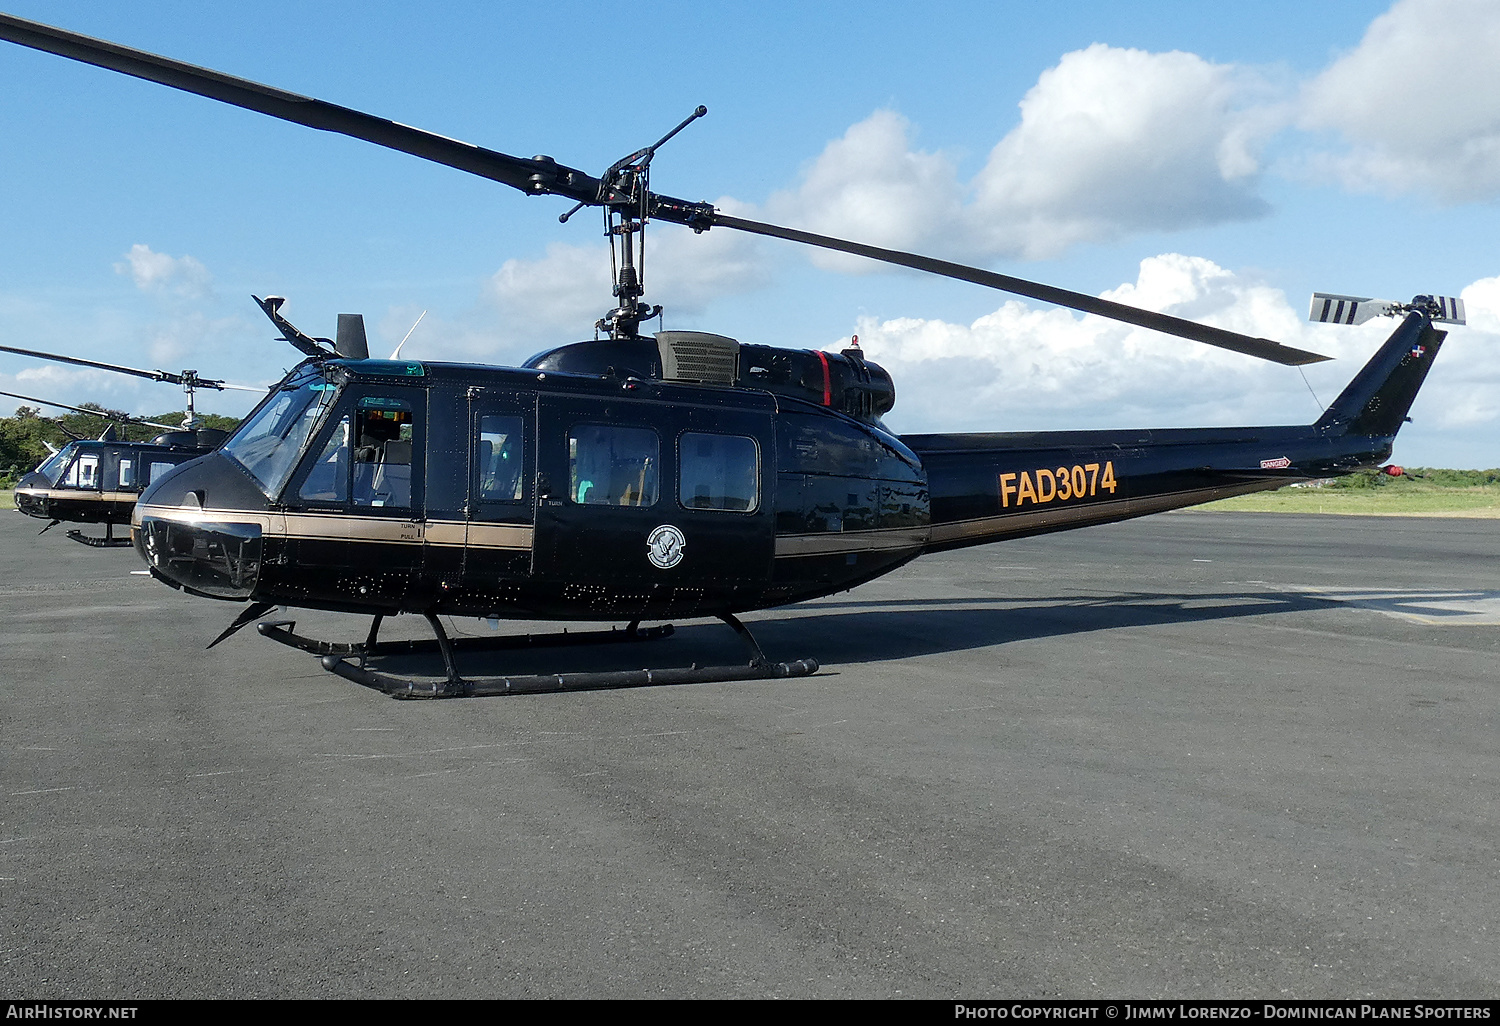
top-left (2, 342), bottom-right (261, 545)
top-left (0, 13), bottom-right (1467, 697)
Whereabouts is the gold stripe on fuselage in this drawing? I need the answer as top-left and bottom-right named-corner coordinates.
top-left (774, 526), bottom-right (930, 559)
top-left (18, 487), bottom-right (139, 504)
top-left (133, 504), bottom-right (532, 550)
top-left (926, 481), bottom-right (1289, 548)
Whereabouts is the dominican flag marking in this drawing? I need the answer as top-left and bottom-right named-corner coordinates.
top-left (1410, 344), bottom-right (1426, 358)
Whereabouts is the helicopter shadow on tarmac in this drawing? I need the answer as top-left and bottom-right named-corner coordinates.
top-left (318, 586), bottom-right (1343, 692)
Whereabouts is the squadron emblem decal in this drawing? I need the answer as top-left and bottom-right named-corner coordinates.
top-left (646, 524), bottom-right (687, 569)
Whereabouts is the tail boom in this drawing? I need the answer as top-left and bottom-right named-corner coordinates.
top-left (902, 311), bottom-right (1442, 553)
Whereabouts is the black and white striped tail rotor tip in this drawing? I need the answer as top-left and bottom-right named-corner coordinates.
top-left (1310, 292), bottom-right (1466, 326)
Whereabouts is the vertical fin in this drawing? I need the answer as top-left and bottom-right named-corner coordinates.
top-left (1315, 312), bottom-right (1444, 437)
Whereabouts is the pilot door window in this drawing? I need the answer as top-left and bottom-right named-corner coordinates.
top-left (353, 399), bottom-right (414, 507)
top-left (568, 425), bottom-right (658, 507)
top-left (58, 453), bottom-right (100, 490)
top-left (679, 432), bottom-right (758, 512)
top-left (297, 397), bottom-right (417, 508)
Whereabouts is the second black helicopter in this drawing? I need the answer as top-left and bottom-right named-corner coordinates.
top-left (2, 341), bottom-right (263, 545)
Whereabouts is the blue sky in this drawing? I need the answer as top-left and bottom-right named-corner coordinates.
top-left (2, 0), bottom-right (1498, 465)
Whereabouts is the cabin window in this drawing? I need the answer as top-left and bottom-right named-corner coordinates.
top-left (678, 432), bottom-right (758, 512)
top-left (476, 414), bottom-right (525, 502)
top-left (568, 424), bottom-right (658, 507)
top-left (59, 453), bottom-right (100, 489)
top-left (118, 458), bottom-right (135, 488)
top-left (146, 461), bottom-right (178, 485)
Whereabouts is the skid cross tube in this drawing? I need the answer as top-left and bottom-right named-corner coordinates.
top-left (66, 523), bottom-right (132, 547)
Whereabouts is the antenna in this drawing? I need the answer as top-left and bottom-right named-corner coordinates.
top-left (390, 310), bottom-right (426, 359)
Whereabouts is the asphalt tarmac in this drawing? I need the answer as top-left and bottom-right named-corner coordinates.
top-left (1, 509), bottom-right (1496, 999)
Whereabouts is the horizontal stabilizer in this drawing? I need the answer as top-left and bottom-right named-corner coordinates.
top-left (1309, 292), bottom-right (1466, 326)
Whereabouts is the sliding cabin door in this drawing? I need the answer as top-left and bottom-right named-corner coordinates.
top-left (531, 393), bottom-right (774, 616)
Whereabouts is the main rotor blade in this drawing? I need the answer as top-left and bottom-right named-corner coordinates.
top-left (0, 13), bottom-right (717, 224)
top-left (0, 12), bottom-right (1325, 365)
top-left (0, 389), bottom-right (177, 430)
top-left (0, 343), bottom-right (242, 390)
top-left (0, 14), bottom-right (591, 204)
top-left (711, 214), bottom-right (1331, 366)
top-left (0, 343), bottom-right (183, 383)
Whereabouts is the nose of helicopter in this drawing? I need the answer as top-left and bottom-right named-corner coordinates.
top-left (132, 455), bottom-right (266, 600)
top-left (12, 471), bottom-right (50, 519)
top-left (135, 513), bottom-right (263, 600)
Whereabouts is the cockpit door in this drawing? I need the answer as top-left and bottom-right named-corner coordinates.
top-left (281, 385), bottom-right (427, 608)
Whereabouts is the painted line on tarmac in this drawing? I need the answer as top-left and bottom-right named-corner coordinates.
top-left (1290, 586), bottom-right (1500, 625)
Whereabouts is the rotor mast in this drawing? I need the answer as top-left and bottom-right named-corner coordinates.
top-left (569, 105), bottom-right (707, 339)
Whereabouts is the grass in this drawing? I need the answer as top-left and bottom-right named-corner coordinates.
top-left (1198, 469), bottom-right (1500, 517)
top-left (1, 489), bottom-right (12, 511)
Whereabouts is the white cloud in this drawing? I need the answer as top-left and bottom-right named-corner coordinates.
top-left (645, 211), bottom-right (772, 314)
top-left (400, 5), bottom-right (1500, 365)
top-left (486, 240), bottom-right (611, 338)
top-left (1425, 276), bottom-right (1500, 433)
top-left (756, 4), bottom-right (1500, 268)
top-left (1298, 0), bottom-right (1500, 201)
top-left (765, 47), bottom-right (1277, 264)
top-left (766, 111), bottom-right (966, 269)
top-left (114, 243), bottom-right (214, 300)
top-left (972, 45), bottom-right (1275, 258)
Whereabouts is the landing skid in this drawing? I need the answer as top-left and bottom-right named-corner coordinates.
top-left (254, 611), bottom-right (819, 698)
top-left (65, 523), bottom-right (131, 547)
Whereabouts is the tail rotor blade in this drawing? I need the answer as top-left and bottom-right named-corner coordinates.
top-left (1309, 293), bottom-right (1393, 326)
top-left (1309, 292), bottom-right (1466, 326)
top-left (1426, 295), bottom-right (1466, 325)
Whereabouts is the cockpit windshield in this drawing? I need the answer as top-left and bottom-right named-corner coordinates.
top-left (221, 373), bottom-right (341, 498)
top-left (33, 443), bottom-right (77, 486)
